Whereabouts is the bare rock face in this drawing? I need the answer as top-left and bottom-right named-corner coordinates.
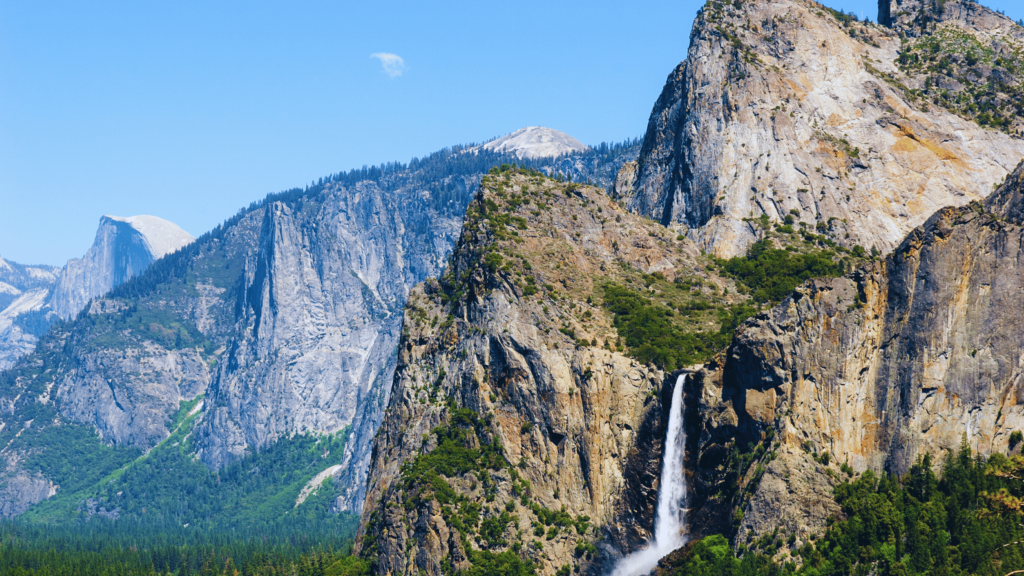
top-left (192, 177), bottom-right (476, 514)
top-left (54, 343), bottom-right (213, 448)
top-left (357, 169), bottom-right (750, 576)
top-left (0, 469), bottom-right (55, 518)
top-left (616, 0), bottom-right (1024, 257)
top-left (48, 215), bottom-right (194, 320)
top-left (688, 160), bottom-right (1024, 546)
top-left (0, 215), bottom-right (194, 370)
top-left (0, 258), bottom-right (58, 371)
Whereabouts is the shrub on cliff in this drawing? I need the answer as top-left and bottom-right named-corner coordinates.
top-left (716, 240), bottom-right (842, 303)
top-left (602, 284), bottom-right (731, 371)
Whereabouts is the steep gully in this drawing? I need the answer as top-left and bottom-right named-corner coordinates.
top-left (612, 373), bottom-right (690, 576)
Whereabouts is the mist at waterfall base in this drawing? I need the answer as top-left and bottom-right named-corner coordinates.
top-left (611, 374), bottom-right (689, 576)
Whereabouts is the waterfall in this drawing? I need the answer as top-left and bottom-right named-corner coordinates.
top-left (610, 373), bottom-right (689, 576)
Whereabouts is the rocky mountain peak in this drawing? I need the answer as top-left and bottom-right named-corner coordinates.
top-left (46, 215), bottom-right (192, 320)
top-left (615, 0), bottom-right (1024, 258)
top-left (101, 214), bottom-right (194, 259)
top-left (0, 214), bottom-right (192, 369)
top-left (481, 126), bottom-right (589, 159)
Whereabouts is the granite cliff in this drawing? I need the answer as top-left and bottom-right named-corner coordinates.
top-left (357, 166), bottom-right (756, 575)
top-left (615, 0), bottom-right (1024, 257)
top-left (0, 215), bottom-right (194, 371)
top-left (683, 160), bottom-right (1024, 555)
top-left (192, 175), bottom-right (475, 514)
top-left (0, 160), bottom-right (479, 519)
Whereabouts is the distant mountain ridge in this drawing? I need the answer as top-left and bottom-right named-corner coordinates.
top-left (0, 215), bottom-right (194, 370)
top-left (48, 215), bottom-right (194, 320)
top-left (480, 127), bottom-right (589, 159)
top-left (0, 259), bottom-right (60, 371)
top-left (0, 136), bottom-right (639, 523)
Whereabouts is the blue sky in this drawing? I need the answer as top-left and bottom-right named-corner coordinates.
top-left (2, 0), bottom-right (1022, 265)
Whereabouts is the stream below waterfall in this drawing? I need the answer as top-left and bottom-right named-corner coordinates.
top-left (610, 373), bottom-right (689, 576)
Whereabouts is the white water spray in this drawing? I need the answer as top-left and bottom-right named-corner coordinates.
top-left (611, 373), bottom-right (689, 576)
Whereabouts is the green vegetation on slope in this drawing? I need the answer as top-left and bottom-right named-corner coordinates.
top-left (711, 211), bottom-right (874, 305)
top-left (462, 549), bottom-right (537, 576)
top-left (408, 407), bottom-right (506, 472)
top-left (81, 296), bottom-right (215, 353)
top-left (894, 22), bottom-right (1024, 135)
top-left (658, 442), bottom-right (1024, 576)
top-left (22, 403), bottom-right (351, 530)
top-left (716, 239), bottom-right (843, 304)
top-left (16, 424), bottom-right (142, 500)
top-left (437, 164), bottom-right (759, 372)
top-left (601, 283), bottom-right (740, 371)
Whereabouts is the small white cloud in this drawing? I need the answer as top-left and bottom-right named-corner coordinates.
top-left (370, 52), bottom-right (405, 78)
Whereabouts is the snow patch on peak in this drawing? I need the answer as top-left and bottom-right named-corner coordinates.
top-left (481, 126), bottom-right (588, 159)
top-left (103, 215), bottom-right (194, 258)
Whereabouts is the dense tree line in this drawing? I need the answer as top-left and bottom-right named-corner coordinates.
top-left (0, 520), bottom-right (365, 576)
top-left (659, 442), bottom-right (1024, 576)
top-left (7, 443), bottom-right (1020, 576)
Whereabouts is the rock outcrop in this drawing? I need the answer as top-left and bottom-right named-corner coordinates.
top-left (880, 0), bottom-right (1024, 138)
top-left (615, 0), bottom-right (1024, 257)
top-left (687, 161), bottom-right (1024, 549)
top-left (358, 167), bottom-right (752, 575)
top-left (881, 0), bottom-right (1024, 41)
